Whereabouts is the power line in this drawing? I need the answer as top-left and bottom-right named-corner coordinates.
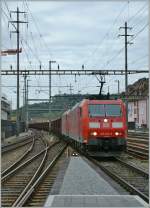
top-left (128, 2), bottom-right (148, 24)
top-left (21, 38), bottom-right (41, 64)
top-left (83, 1), bottom-right (129, 66)
top-left (2, 2), bottom-right (43, 68)
top-left (102, 47), bottom-right (125, 68)
top-left (129, 54), bottom-right (148, 65)
top-left (1, 8), bottom-right (17, 31)
top-left (131, 22), bottom-right (148, 41)
top-left (20, 41), bottom-right (33, 69)
top-left (24, 0), bottom-right (53, 58)
top-left (102, 20), bottom-right (148, 69)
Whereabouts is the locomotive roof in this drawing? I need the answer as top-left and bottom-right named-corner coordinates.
top-left (62, 99), bottom-right (124, 116)
top-left (62, 109), bottom-right (71, 116)
top-left (79, 99), bottom-right (123, 106)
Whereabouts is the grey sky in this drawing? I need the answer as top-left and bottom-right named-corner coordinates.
top-left (1, 0), bottom-right (148, 109)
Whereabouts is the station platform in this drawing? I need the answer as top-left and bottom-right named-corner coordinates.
top-left (44, 156), bottom-right (149, 207)
top-left (58, 157), bottom-right (122, 195)
top-left (2, 130), bottom-right (32, 146)
top-left (45, 195), bottom-right (148, 207)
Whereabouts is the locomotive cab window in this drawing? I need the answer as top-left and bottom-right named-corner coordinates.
top-left (105, 104), bottom-right (122, 117)
top-left (89, 104), bottom-right (122, 117)
top-left (89, 104), bottom-right (105, 117)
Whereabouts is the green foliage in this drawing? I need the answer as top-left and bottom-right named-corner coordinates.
top-left (12, 94), bottom-right (87, 120)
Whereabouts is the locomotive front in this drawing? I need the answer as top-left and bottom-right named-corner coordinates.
top-left (85, 100), bottom-right (127, 151)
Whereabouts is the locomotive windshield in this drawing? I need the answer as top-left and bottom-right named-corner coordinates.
top-left (89, 104), bottom-right (122, 117)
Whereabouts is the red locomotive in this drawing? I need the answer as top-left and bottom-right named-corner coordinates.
top-left (51, 99), bottom-right (127, 154)
top-left (29, 98), bottom-right (127, 155)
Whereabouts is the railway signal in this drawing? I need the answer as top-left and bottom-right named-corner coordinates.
top-left (0, 48), bottom-right (22, 56)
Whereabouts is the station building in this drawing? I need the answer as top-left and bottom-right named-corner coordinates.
top-left (128, 97), bottom-right (149, 129)
top-left (127, 78), bottom-right (149, 129)
top-left (1, 94), bottom-right (11, 120)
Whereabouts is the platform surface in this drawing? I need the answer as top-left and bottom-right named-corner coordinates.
top-left (59, 157), bottom-right (120, 195)
top-left (44, 195), bottom-right (148, 207)
top-left (2, 130), bottom-right (32, 145)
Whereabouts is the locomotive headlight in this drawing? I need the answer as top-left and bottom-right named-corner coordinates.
top-left (104, 118), bottom-right (108, 123)
top-left (115, 132), bottom-right (119, 136)
top-left (91, 131), bottom-right (97, 136)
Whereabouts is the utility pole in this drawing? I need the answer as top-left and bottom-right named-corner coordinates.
top-left (69, 84), bottom-right (73, 95)
top-left (23, 75), bottom-right (28, 131)
top-left (9, 7), bottom-right (28, 136)
top-left (49, 61), bottom-right (56, 132)
top-left (118, 22), bottom-right (133, 129)
top-left (115, 80), bottom-right (120, 96)
top-left (108, 86), bottom-right (109, 94)
top-left (26, 79), bottom-right (29, 131)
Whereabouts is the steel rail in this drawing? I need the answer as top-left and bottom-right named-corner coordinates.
top-left (1, 142), bottom-right (58, 182)
top-left (2, 137), bottom-right (35, 177)
top-left (114, 157), bottom-right (149, 178)
top-left (128, 133), bottom-right (149, 140)
top-left (12, 143), bottom-right (48, 207)
top-left (69, 142), bottom-right (149, 203)
top-left (89, 158), bottom-right (149, 203)
top-left (127, 148), bottom-right (148, 160)
top-left (13, 144), bottom-right (67, 207)
top-left (2, 137), bottom-right (34, 153)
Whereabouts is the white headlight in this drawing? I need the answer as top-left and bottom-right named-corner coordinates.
top-left (115, 132), bottom-right (119, 136)
top-left (91, 131), bottom-right (97, 136)
top-left (104, 119), bottom-right (108, 123)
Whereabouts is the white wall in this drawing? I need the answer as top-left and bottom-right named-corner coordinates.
top-left (128, 99), bottom-right (149, 128)
top-left (128, 102), bottom-right (134, 122)
top-left (1, 110), bottom-right (8, 120)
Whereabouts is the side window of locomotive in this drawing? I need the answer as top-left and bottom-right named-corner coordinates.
top-left (89, 104), bottom-right (105, 117)
top-left (105, 104), bottom-right (122, 117)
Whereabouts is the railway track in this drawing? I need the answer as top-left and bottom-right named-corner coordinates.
top-left (70, 140), bottom-right (149, 203)
top-left (127, 137), bottom-right (149, 160)
top-left (1, 140), bottom-right (67, 207)
top-left (2, 135), bottom-right (34, 154)
top-left (128, 131), bottom-right (149, 140)
top-left (23, 146), bottom-right (67, 207)
top-left (2, 135), bottom-right (46, 177)
top-left (89, 156), bottom-right (149, 203)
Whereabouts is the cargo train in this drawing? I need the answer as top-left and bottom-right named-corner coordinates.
top-left (30, 99), bottom-right (127, 155)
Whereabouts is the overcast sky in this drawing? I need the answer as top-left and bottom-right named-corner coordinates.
top-left (1, 0), bottom-right (148, 109)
